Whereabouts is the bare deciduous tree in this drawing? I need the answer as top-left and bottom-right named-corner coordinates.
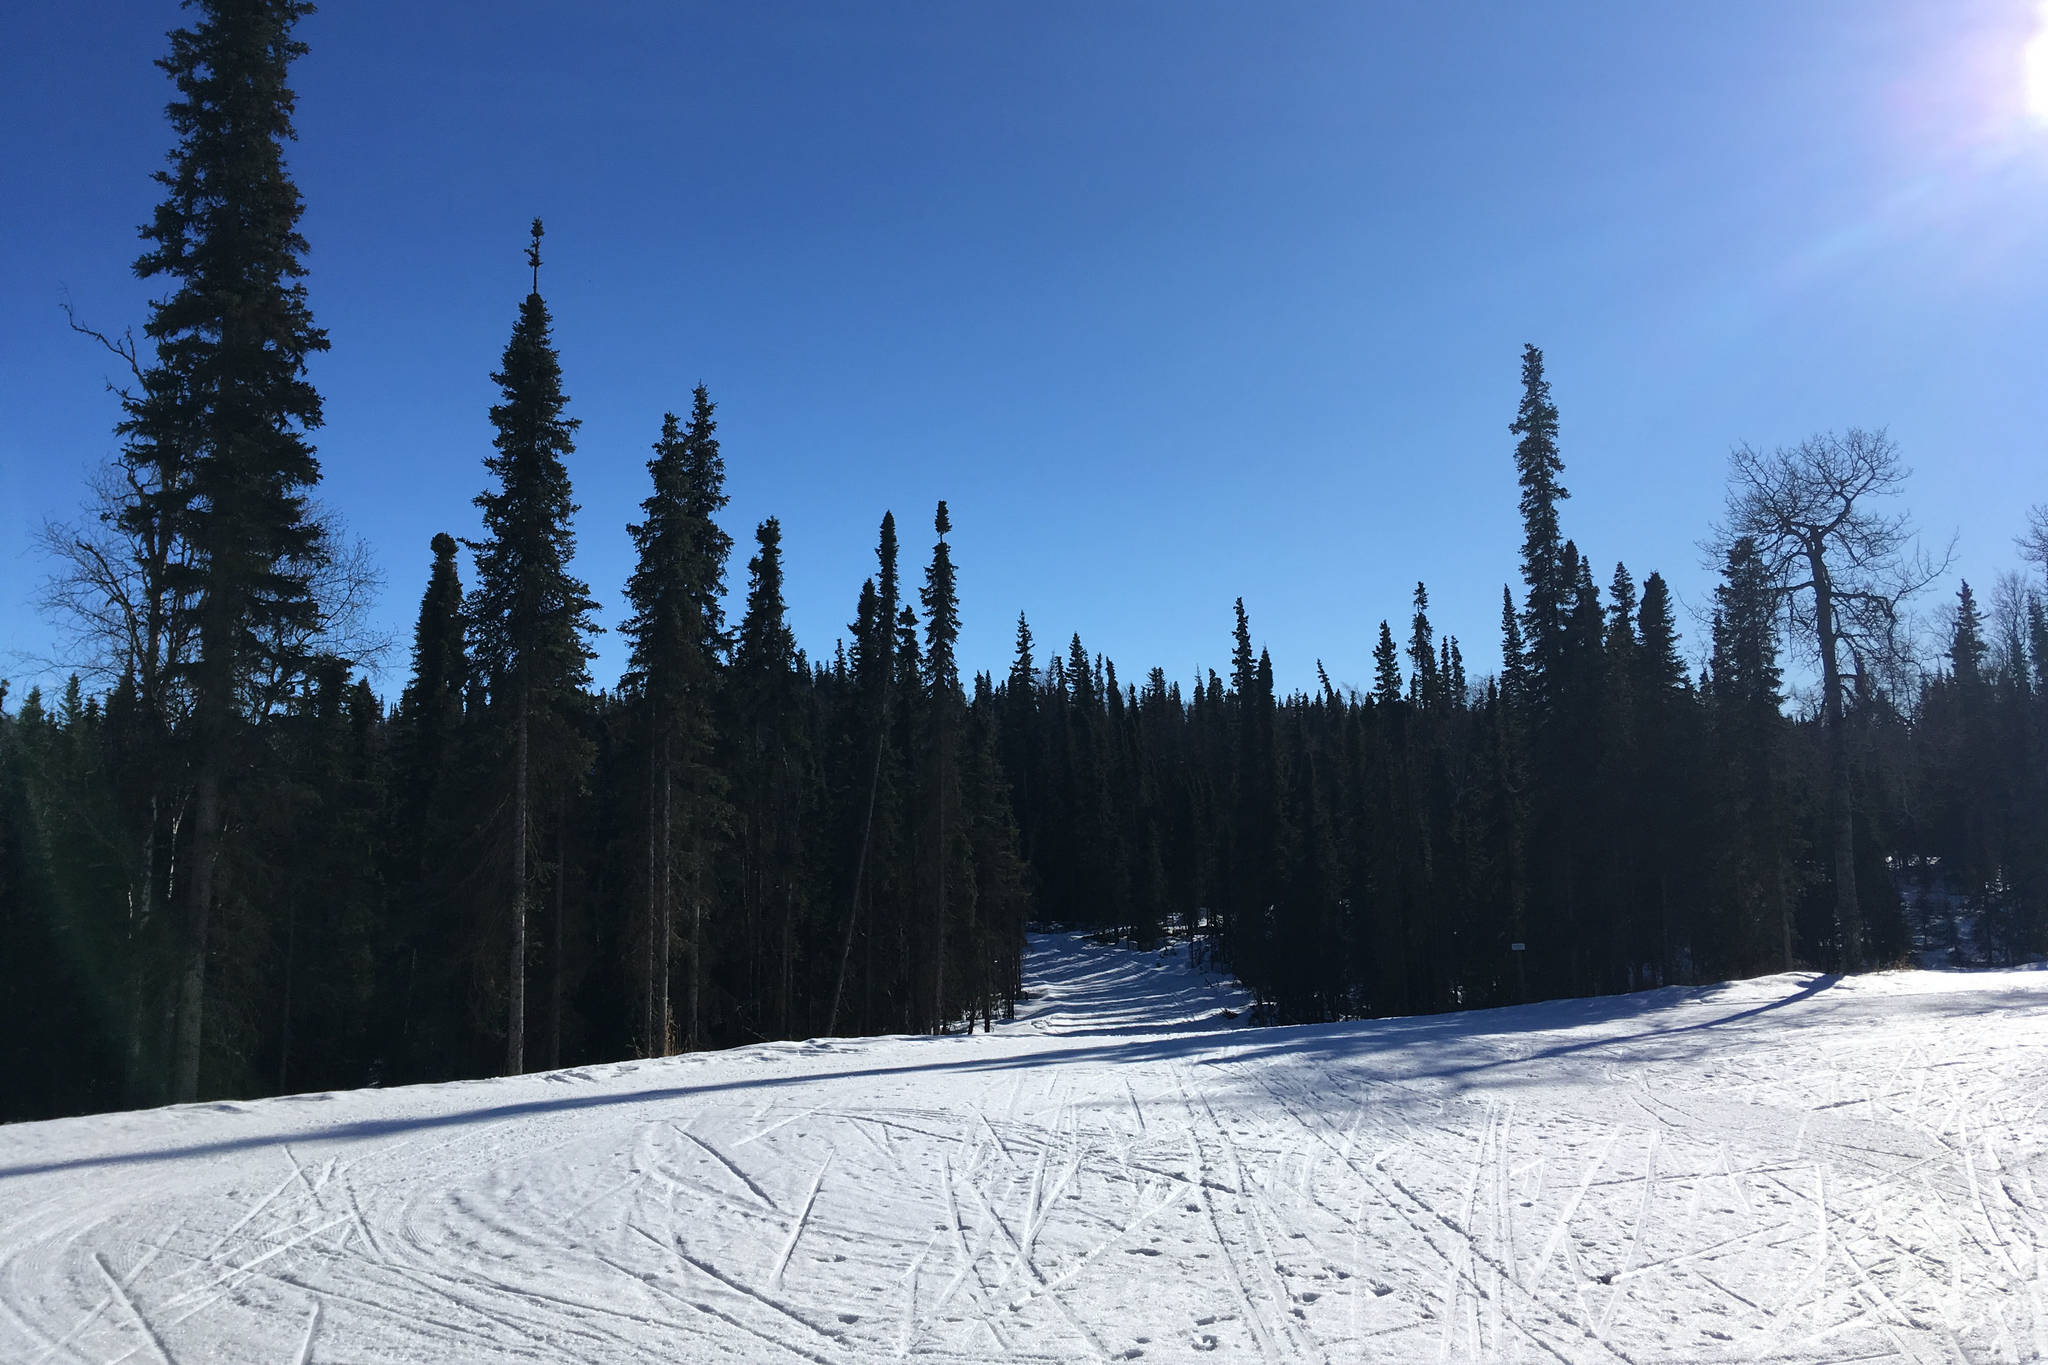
top-left (247, 515), bottom-right (389, 717)
top-left (1714, 428), bottom-right (1949, 969)
top-left (2020, 504), bottom-right (2048, 587)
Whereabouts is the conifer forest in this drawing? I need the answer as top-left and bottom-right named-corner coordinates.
top-left (4, 0), bottom-right (2046, 1127)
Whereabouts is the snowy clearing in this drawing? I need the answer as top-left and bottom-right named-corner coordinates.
top-left (3, 935), bottom-right (2046, 1364)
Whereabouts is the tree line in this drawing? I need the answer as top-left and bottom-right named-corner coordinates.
top-left (994, 383), bottom-right (2048, 1022)
top-left (4, 0), bottom-right (2044, 1121)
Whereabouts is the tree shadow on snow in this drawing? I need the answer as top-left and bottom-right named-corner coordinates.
top-left (10, 965), bottom-right (2038, 1182)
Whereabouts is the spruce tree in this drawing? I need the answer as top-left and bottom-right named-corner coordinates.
top-left (1633, 570), bottom-right (1689, 982)
top-left (1708, 537), bottom-right (1790, 970)
top-left (1230, 599), bottom-right (1256, 700)
top-left (1950, 581), bottom-right (1987, 687)
top-left (1407, 583), bottom-right (1437, 710)
top-left (1634, 574), bottom-right (1685, 699)
top-left (1498, 587), bottom-right (1528, 713)
top-left (387, 533), bottom-right (470, 1078)
top-left (1000, 612), bottom-right (1039, 868)
top-left (732, 518), bottom-right (805, 1036)
top-left (920, 502), bottom-right (966, 1028)
top-left (465, 221), bottom-right (598, 1075)
top-left (827, 516), bottom-right (904, 1034)
top-left (1372, 622), bottom-right (1403, 706)
top-left (117, 0), bottom-right (331, 1102)
top-left (621, 387), bottom-right (731, 1054)
top-left (1510, 344), bottom-right (1569, 701)
top-left (400, 535), bottom-right (467, 744)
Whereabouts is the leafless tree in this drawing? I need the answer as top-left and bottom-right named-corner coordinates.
top-left (246, 513), bottom-right (390, 718)
top-left (35, 466), bottom-right (196, 698)
top-left (2021, 504), bottom-right (2048, 588)
top-left (1713, 428), bottom-right (1950, 969)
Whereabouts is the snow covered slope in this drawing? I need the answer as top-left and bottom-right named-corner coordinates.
top-left (3, 936), bottom-right (2046, 1364)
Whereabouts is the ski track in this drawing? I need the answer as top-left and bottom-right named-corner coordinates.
top-left (3, 938), bottom-right (2046, 1362)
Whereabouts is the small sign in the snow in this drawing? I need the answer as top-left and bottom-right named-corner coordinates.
top-left (1510, 942), bottom-right (1526, 951)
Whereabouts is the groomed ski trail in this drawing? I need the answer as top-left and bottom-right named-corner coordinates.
top-left (3, 935), bottom-right (2046, 1363)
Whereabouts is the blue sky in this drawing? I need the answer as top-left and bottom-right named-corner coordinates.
top-left (4, 2), bottom-right (2046, 701)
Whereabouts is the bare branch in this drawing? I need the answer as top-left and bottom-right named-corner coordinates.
top-left (2020, 504), bottom-right (2048, 588)
top-left (60, 297), bottom-right (145, 397)
top-left (1709, 427), bottom-right (1942, 693)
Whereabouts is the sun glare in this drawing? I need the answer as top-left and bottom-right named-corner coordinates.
top-left (2027, 1), bottom-right (2048, 121)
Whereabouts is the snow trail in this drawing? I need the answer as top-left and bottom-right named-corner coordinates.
top-left (2, 935), bottom-right (2045, 1362)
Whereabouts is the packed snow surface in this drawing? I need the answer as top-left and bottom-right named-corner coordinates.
top-left (4, 937), bottom-right (2047, 1363)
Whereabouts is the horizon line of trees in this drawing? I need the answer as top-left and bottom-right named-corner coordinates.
top-left (4, 0), bottom-right (2045, 1123)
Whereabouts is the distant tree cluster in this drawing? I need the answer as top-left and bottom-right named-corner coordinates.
top-left (995, 357), bottom-right (2047, 1023)
top-left (3, 1), bottom-right (2043, 1121)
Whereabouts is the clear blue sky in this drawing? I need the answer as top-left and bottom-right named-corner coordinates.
top-left (5, 2), bottom-right (2045, 701)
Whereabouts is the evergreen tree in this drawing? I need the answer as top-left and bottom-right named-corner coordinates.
top-left (827, 515), bottom-right (904, 1035)
top-left (1950, 581), bottom-right (1987, 687)
top-left (621, 387), bottom-right (731, 1054)
top-left (1372, 622), bottom-right (1403, 706)
top-left (465, 221), bottom-right (599, 1074)
top-left (920, 502), bottom-right (967, 1029)
top-left (1230, 599), bottom-right (1257, 699)
top-left (399, 535), bottom-right (467, 749)
top-left (1708, 537), bottom-right (1791, 971)
top-left (386, 533), bottom-right (471, 1080)
top-left (115, 0), bottom-right (332, 1103)
top-left (1632, 570), bottom-right (1691, 982)
top-left (731, 518), bottom-right (807, 1037)
top-left (1634, 574), bottom-right (1685, 699)
top-left (1000, 612), bottom-right (1039, 870)
top-left (1407, 583), bottom-right (1438, 710)
top-left (1498, 587), bottom-right (1528, 713)
top-left (1510, 344), bottom-right (1569, 702)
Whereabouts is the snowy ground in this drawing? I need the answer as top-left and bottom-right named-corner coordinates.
top-left (4, 937), bottom-right (2047, 1364)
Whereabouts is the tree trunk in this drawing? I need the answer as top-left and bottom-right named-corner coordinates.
top-left (1656, 870), bottom-right (1670, 989)
top-left (506, 684), bottom-right (529, 1076)
top-left (933, 750), bottom-right (948, 1034)
top-left (123, 796), bottom-right (157, 1107)
top-left (688, 824), bottom-right (701, 1054)
top-left (278, 892), bottom-right (295, 1094)
top-left (1776, 845), bottom-right (1793, 972)
top-left (828, 727), bottom-right (885, 1035)
top-left (644, 701), bottom-right (659, 1056)
top-left (780, 880), bottom-right (795, 1040)
top-left (1808, 542), bottom-right (1862, 970)
top-left (659, 751), bottom-right (673, 1056)
top-left (172, 758), bottom-right (220, 1104)
top-left (548, 801), bottom-right (564, 1072)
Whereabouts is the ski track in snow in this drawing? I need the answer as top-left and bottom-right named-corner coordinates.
top-left (3, 937), bottom-right (2046, 1363)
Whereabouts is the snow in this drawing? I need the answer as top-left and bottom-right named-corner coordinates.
top-left (3, 936), bottom-right (2046, 1363)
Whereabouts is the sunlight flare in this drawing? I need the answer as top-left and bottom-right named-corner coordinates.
top-left (2027, 0), bottom-right (2048, 121)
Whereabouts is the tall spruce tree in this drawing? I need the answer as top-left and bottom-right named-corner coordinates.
top-left (1633, 571), bottom-right (1689, 981)
top-left (920, 502), bottom-right (966, 1029)
top-left (731, 518), bottom-right (806, 1036)
top-left (621, 387), bottom-right (732, 1054)
top-left (1949, 581), bottom-right (1987, 687)
top-left (1708, 536), bottom-right (1790, 970)
top-left (1373, 622), bottom-right (1403, 706)
top-left (827, 515), bottom-right (902, 1034)
top-left (387, 533), bottom-right (470, 1078)
top-left (116, 0), bottom-right (331, 1101)
top-left (1510, 344), bottom-right (1569, 702)
top-left (465, 221), bottom-right (598, 1075)
top-left (1407, 583), bottom-right (1438, 710)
